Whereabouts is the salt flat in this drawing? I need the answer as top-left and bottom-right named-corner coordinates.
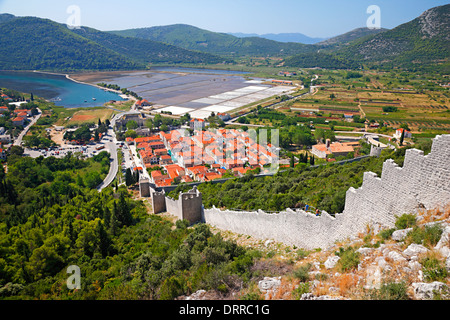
top-left (96, 68), bottom-right (297, 118)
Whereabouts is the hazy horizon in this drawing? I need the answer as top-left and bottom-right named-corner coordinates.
top-left (0, 0), bottom-right (448, 38)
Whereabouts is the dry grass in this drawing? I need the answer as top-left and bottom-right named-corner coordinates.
top-left (67, 108), bottom-right (115, 126)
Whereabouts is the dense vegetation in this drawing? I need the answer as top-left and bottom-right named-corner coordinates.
top-left (197, 143), bottom-right (431, 214)
top-left (110, 24), bottom-right (314, 57)
top-left (0, 16), bottom-right (222, 71)
top-left (1, 4), bottom-right (447, 72)
top-left (333, 4), bottom-right (450, 72)
top-left (72, 26), bottom-right (224, 65)
top-left (0, 154), bottom-right (260, 300)
top-left (284, 52), bottom-right (361, 70)
top-left (0, 17), bottom-right (141, 71)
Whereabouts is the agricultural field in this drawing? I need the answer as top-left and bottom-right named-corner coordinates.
top-left (276, 69), bottom-right (450, 134)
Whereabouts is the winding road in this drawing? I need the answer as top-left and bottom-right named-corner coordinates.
top-left (97, 102), bottom-right (138, 191)
top-left (13, 108), bottom-right (42, 147)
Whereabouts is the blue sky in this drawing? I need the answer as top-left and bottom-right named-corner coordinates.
top-left (0, 0), bottom-right (448, 37)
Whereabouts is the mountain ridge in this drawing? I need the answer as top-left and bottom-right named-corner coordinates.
top-left (0, 15), bottom-right (224, 71)
top-left (228, 32), bottom-right (327, 44)
top-left (110, 24), bottom-right (314, 56)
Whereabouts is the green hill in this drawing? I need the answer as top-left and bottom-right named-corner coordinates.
top-left (0, 16), bottom-right (223, 71)
top-left (335, 4), bottom-right (450, 70)
top-left (284, 52), bottom-right (361, 70)
top-left (285, 4), bottom-right (450, 72)
top-left (71, 26), bottom-right (225, 65)
top-left (110, 24), bottom-right (313, 57)
top-left (316, 27), bottom-right (388, 48)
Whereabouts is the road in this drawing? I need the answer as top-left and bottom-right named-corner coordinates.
top-left (97, 138), bottom-right (119, 192)
top-left (14, 108), bottom-right (42, 146)
top-left (97, 101), bottom-right (139, 191)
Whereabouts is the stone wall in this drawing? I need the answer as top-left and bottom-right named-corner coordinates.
top-left (151, 188), bottom-right (167, 215)
top-left (139, 179), bottom-right (151, 198)
top-left (204, 135), bottom-right (450, 250)
top-left (152, 186), bottom-right (203, 224)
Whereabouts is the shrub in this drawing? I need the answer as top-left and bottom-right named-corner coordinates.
top-left (379, 228), bottom-right (395, 241)
top-left (296, 248), bottom-right (310, 260)
top-left (406, 224), bottom-right (443, 247)
top-left (315, 273), bottom-right (329, 281)
top-left (335, 247), bottom-right (360, 272)
top-left (421, 254), bottom-right (448, 282)
top-left (395, 214), bottom-right (417, 229)
top-left (378, 281), bottom-right (409, 300)
top-left (292, 282), bottom-right (310, 299)
top-left (292, 263), bottom-right (311, 282)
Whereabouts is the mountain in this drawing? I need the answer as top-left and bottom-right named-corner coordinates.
top-left (334, 5), bottom-right (450, 70)
top-left (0, 13), bottom-right (15, 25)
top-left (228, 32), bottom-right (326, 44)
top-left (284, 52), bottom-right (361, 70)
top-left (70, 26), bottom-right (224, 65)
top-left (316, 27), bottom-right (388, 47)
top-left (0, 15), bottom-right (223, 71)
top-left (0, 16), bottom-right (140, 71)
top-left (110, 24), bottom-right (313, 56)
top-left (285, 5), bottom-right (450, 71)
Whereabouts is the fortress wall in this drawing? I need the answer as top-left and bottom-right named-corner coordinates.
top-left (181, 189), bottom-right (203, 224)
top-left (151, 189), bottom-right (167, 214)
top-left (152, 187), bottom-right (204, 224)
top-left (166, 196), bottom-right (182, 220)
top-left (204, 134), bottom-right (450, 250)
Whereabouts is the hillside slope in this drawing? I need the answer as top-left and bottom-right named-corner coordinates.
top-left (229, 32), bottom-right (326, 44)
top-left (0, 16), bottom-right (223, 71)
top-left (0, 16), bottom-right (141, 71)
top-left (110, 24), bottom-right (313, 57)
top-left (284, 5), bottom-right (449, 71)
top-left (71, 26), bottom-right (224, 65)
top-left (316, 27), bottom-right (388, 48)
top-left (336, 4), bottom-right (450, 69)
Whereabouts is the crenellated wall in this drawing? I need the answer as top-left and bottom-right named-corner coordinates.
top-left (204, 135), bottom-right (450, 250)
top-left (152, 186), bottom-right (203, 224)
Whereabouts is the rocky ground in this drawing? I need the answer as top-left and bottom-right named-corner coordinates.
top-left (185, 206), bottom-right (450, 300)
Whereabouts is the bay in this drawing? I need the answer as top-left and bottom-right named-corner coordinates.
top-left (0, 71), bottom-right (125, 108)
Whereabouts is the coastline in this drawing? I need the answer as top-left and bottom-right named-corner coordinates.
top-left (31, 70), bottom-right (136, 102)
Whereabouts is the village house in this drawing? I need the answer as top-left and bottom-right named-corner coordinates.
top-left (148, 140), bottom-right (166, 150)
top-left (159, 154), bottom-right (173, 166)
top-left (394, 128), bottom-right (412, 140)
top-left (12, 116), bottom-right (26, 127)
top-left (154, 148), bottom-right (168, 157)
top-left (311, 139), bottom-right (355, 159)
top-left (217, 113), bottom-right (231, 121)
top-left (136, 99), bottom-right (151, 108)
top-left (190, 118), bottom-right (206, 130)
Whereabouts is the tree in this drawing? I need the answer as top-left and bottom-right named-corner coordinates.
top-left (125, 168), bottom-right (133, 186)
top-left (145, 119), bottom-right (154, 130)
top-left (116, 193), bottom-right (132, 227)
top-left (126, 120), bottom-right (138, 130)
top-left (290, 154), bottom-right (295, 168)
top-left (400, 129), bottom-right (405, 146)
top-left (94, 130), bottom-right (100, 142)
top-left (84, 171), bottom-right (102, 189)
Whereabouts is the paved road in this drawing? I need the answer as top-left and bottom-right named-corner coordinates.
top-left (97, 139), bottom-right (119, 192)
top-left (14, 108), bottom-right (42, 146)
top-left (97, 101), bottom-right (138, 191)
